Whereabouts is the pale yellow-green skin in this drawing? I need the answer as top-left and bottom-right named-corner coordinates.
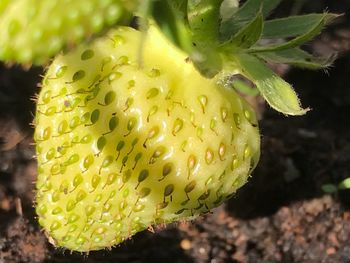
top-left (35, 25), bottom-right (260, 252)
top-left (0, 0), bottom-right (130, 64)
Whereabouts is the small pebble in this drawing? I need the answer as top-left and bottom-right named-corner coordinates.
top-left (180, 239), bottom-right (191, 250)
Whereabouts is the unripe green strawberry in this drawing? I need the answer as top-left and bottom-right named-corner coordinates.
top-left (0, 0), bottom-right (133, 64)
top-left (34, 24), bottom-right (260, 252)
top-left (0, 1), bottom-right (11, 14)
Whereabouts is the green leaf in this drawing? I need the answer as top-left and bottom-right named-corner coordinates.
top-left (223, 10), bottom-right (263, 49)
top-left (339, 177), bottom-right (350, 190)
top-left (220, 0), bottom-right (281, 40)
top-left (262, 13), bottom-right (338, 39)
top-left (257, 48), bottom-right (336, 69)
top-left (249, 13), bottom-right (335, 53)
top-left (235, 54), bottom-right (309, 115)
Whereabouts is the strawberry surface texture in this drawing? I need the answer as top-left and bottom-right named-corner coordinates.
top-left (34, 25), bottom-right (260, 252)
top-left (0, 0), bottom-right (131, 64)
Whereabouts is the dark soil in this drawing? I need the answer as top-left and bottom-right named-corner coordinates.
top-left (1, 2), bottom-right (350, 263)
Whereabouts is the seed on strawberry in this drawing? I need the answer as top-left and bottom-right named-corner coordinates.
top-left (0, 0), bottom-right (133, 64)
top-left (34, 24), bottom-right (260, 252)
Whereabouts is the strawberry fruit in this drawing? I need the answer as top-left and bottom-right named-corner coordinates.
top-left (0, 0), bottom-right (135, 64)
top-left (34, 24), bottom-right (260, 251)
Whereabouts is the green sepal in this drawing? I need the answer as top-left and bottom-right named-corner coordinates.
top-left (234, 54), bottom-right (309, 116)
top-left (221, 9), bottom-right (263, 49)
top-left (232, 79), bottom-right (259, 96)
top-left (262, 13), bottom-right (339, 39)
top-left (236, 0), bottom-right (281, 18)
top-left (187, 0), bottom-right (223, 43)
top-left (152, 0), bottom-right (192, 53)
top-left (257, 48), bottom-right (336, 70)
top-left (249, 13), bottom-right (336, 53)
top-left (190, 45), bottom-right (223, 78)
top-left (220, 0), bottom-right (239, 22)
top-left (187, 0), bottom-right (224, 77)
top-left (220, 0), bottom-right (281, 41)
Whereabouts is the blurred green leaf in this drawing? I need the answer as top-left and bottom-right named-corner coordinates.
top-left (339, 178), bottom-right (350, 190)
top-left (321, 184), bottom-right (338, 194)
